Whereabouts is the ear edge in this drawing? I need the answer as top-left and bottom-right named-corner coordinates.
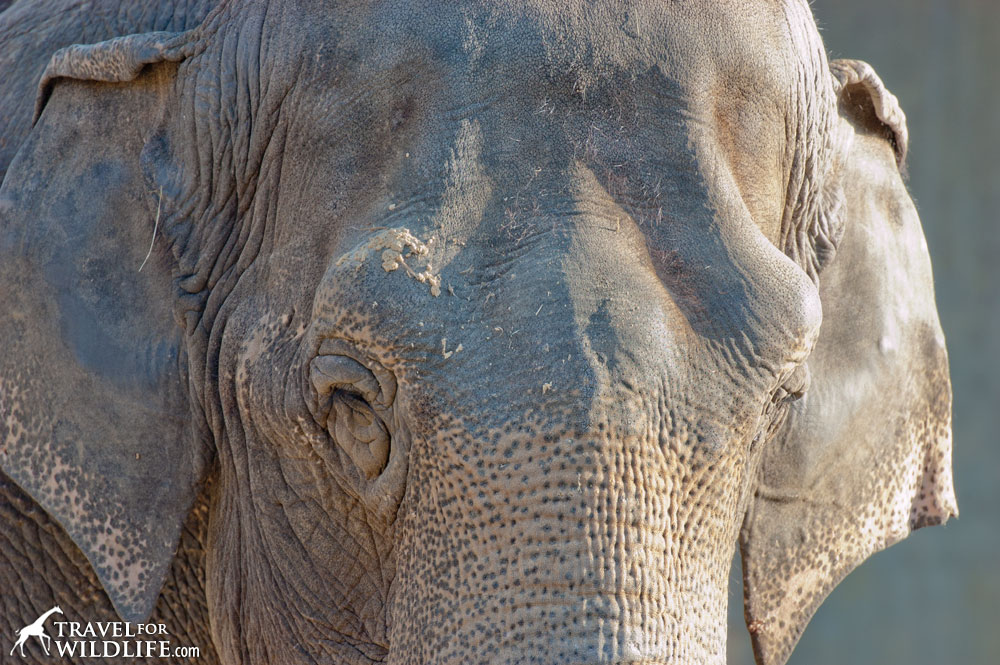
top-left (830, 58), bottom-right (908, 169)
top-left (34, 30), bottom-right (200, 124)
top-left (741, 454), bottom-right (955, 665)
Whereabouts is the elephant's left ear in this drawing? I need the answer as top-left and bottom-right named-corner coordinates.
top-left (739, 60), bottom-right (958, 665)
top-left (0, 30), bottom-right (210, 622)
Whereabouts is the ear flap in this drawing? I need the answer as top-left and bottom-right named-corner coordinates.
top-left (0, 32), bottom-right (209, 622)
top-left (739, 60), bottom-right (957, 665)
top-left (33, 31), bottom-right (199, 124)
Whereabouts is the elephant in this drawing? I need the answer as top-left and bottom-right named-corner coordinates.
top-left (0, 1), bottom-right (956, 664)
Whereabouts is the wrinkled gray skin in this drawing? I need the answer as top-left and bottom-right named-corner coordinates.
top-left (0, 1), bottom-right (956, 664)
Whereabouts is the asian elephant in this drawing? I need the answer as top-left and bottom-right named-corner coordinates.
top-left (0, 1), bottom-right (956, 664)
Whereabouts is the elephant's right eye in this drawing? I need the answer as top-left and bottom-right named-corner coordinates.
top-left (308, 345), bottom-right (397, 479)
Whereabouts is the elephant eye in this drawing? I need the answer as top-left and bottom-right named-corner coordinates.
top-left (774, 364), bottom-right (810, 405)
top-left (752, 364), bottom-right (811, 454)
top-left (308, 345), bottom-right (396, 479)
top-left (311, 355), bottom-right (383, 405)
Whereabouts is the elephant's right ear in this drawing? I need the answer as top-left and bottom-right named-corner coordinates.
top-left (0, 31), bottom-right (210, 622)
top-left (739, 60), bottom-right (958, 665)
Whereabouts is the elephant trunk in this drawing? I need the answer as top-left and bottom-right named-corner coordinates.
top-left (384, 281), bottom-right (744, 663)
top-left (387, 421), bottom-right (737, 665)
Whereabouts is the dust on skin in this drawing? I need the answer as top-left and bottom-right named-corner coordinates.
top-left (440, 338), bottom-right (463, 359)
top-left (336, 228), bottom-right (442, 297)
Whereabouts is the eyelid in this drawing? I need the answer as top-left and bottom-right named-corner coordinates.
top-left (310, 354), bottom-right (381, 405)
top-left (309, 338), bottom-right (399, 410)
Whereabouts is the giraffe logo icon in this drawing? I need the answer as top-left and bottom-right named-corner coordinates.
top-left (9, 606), bottom-right (63, 658)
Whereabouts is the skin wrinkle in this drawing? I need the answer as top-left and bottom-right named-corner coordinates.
top-left (774, 0), bottom-right (841, 283)
top-left (226, 305), bottom-right (398, 662)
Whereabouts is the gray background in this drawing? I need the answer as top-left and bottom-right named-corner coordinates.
top-left (727, 2), bottom-right (1000, 664)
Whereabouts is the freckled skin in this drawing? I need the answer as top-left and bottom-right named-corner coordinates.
top-left (0, 472), bottom-right (218, 665)
top-left (0, 3), bottom-right (954, 665)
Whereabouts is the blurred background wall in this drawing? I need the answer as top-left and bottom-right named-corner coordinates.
top-left (727, 1), bottom-right (1000, 663)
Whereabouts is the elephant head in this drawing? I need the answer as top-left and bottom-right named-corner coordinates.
top-left (0, 1), bottom-right (954, 664)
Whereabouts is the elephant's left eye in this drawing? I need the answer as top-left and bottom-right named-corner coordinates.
top-left (308, 343), bottom-right (397, 479)
top-left (774, 364), bottom-right (810, 405)
top-left (753, 364), bottom-right (811, 453)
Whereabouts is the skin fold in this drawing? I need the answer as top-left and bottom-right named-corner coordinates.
top-left (0, 2), bottom-right (955, 664)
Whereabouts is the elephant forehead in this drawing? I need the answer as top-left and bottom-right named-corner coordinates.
top-left (271, 0), bottom-right (809, 261)
top-left (332, 0), bottom-right (797, 87)
top-left (293, 0), bottom-right (801, 138)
